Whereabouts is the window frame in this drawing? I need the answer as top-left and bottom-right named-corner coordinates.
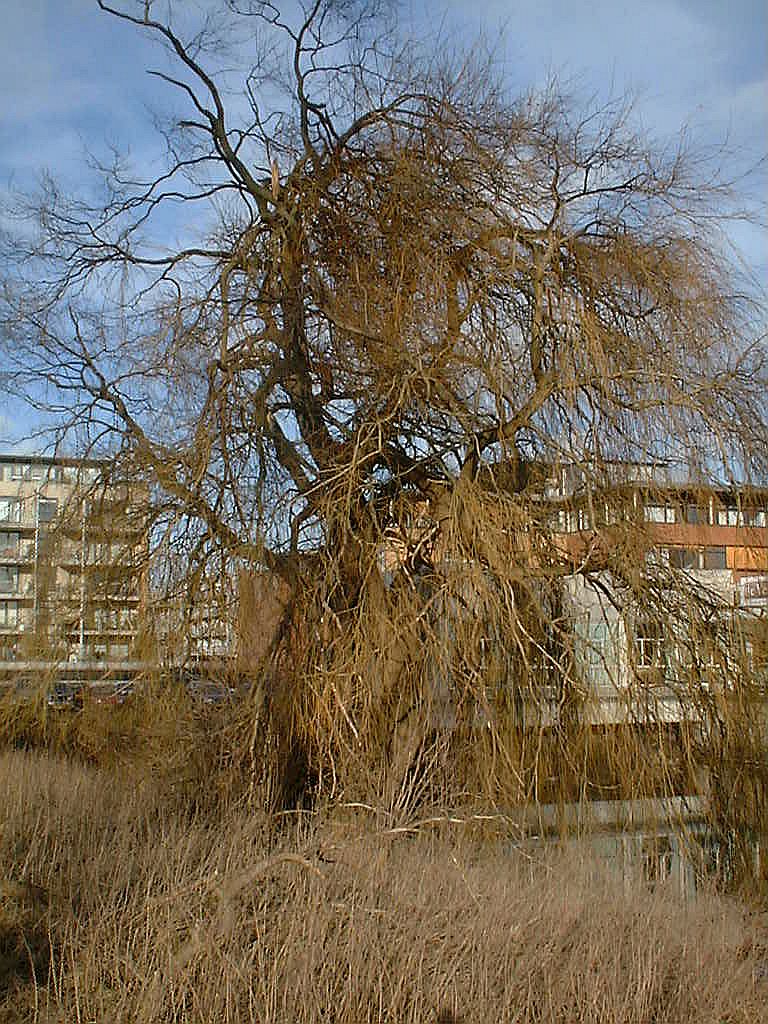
top-left (0, 600), bottom-right (18, 627)
top-left (683, 503), bottom-right (709, 526)
top-left (0, 499), bottom-right (22, 524)
top-left (0, 566), bottom-right (19, 595)
top-left (633, 619), bottom-right (666, 671)
top-left (703, 546), bottom-right (727, 570)
top-left (37, 497), bottom-right (58, 524)
top-left (0, 531), bottom-right (19, 558)
top-left (644, 504), bottom-right (676, 524)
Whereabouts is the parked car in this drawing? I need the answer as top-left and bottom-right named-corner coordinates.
top-left (92, 681), bottom-right (135, 706)
top-left (46, 682), bottom-right (84, 710)
top-left (184, 676), bottom-right (236, 706)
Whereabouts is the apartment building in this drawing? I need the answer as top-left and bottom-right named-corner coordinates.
top-left (378, 462), bottom-right (768, 723)
top-left (549, 463), bottom-right (768, 577)
top-left (375, 466), bottom-right (768, 885)
top-left (545, 464), bottom-right (768, 721)
top-left (0, 454), bottom-right (147, 663)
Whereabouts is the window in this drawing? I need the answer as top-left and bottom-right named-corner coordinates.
top-left (557, 509), bottom-right (577, 533)
top-left (745, 637), bottom-right (768, 686)
top-left (37, 498), bottom-right (58, 523)
top-left (703, 546), bottom-right (727, 570)
top-left (669, 547), bottom-right (698, 570)
top-left (602, 503), bottom-right (619, 525)
top-left (0, 532), bottom-right (19, 558)
top-left (0, 499), bottom-right (21, 524)
top-left (717, 506), bottom-right (741, 527)
top-left (744, 509), bottom-right (767, 528)
top-left (119, 608), bottom-right (136, 630)
top-left (644, 504), bottom-right (676, 524)
top-left (684, 504), bottom-right (708, 525)
top-left (88, 542), bottom-right (110, 563)
top-left (719, 505), bottom-right (768, 527)
top-left (0, 567), bottom-right (18, 594)
top-left (646, 547), bottom-right (669, 567)
top-left (584, 620), bottom-right (618, 687)
top-left (642, 836), bottom-right (673, 886)
top-left (634, 620), bottom-right (665, 669)
top-left (10, 463), bottom-right (43, 480)
top-left (95, 607), bottom-right (126, 632)
top-left (0, 601), bottom-right (18, 627)
top-left (668, 547), bottom-right (726, 571)
top-left (692, 625), bottom-right (731, 689)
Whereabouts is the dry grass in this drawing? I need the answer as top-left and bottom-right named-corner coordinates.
top-left (0, 749), bottom-right (766, 1023)
top-left (0, 681), bottom-right (249, 813)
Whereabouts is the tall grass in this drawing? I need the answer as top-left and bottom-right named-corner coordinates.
top-left (1, 748), bottom-right (766, 1023)
top-left (0, 679), bottom-right (250, 813)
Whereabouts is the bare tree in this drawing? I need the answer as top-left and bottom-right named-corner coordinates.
top-left (2, 1), bottom-right (767, 842)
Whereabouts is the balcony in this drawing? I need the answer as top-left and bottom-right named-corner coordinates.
top-left (0, 582), bottom-right (34, 599)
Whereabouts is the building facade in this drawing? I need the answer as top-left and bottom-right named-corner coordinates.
top-left (0, 454), bottom-right (147, 663)
top-left (547, 465), bottom-right (768, 722)
top-left (378, 463), bottom-right (768, 724)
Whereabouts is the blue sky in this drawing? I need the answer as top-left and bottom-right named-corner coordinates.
top-left (1, 0), bottom-right (766, 449)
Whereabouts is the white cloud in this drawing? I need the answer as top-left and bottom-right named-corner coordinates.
top-left (0, 0), bottom-right (764, 269)
top-left (432, 0), bottom-right (762, 141)
top-left (715, 76), bottom-right (768, 137)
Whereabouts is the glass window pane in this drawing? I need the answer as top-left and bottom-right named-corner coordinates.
top-left (0, 500), bottom-right (20, 523)
top-left (0, 532), bottom-right (19, 557)
top-left (38, 498), bottom-right (57, 523)
top-left (645, 506), bottom-right (665, 523)
top-left (634, 621), bottom-right (665, 668)
top-left (0, 567), bottom-right (18, 594)
top-left (685, 505), bottom-right (708, 525)
top-left (0, 601), bottom-right (18, 626)
top-left (704, 547), bottom-right (727, 570)
top-left (669, 548), bottom-right (697, 569)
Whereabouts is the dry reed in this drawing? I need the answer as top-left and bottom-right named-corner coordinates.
top-left (0, 748), bottom-right (766, 1023)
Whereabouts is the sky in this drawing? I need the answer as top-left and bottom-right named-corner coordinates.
top-left (0, 0), bottom-right (766, 450)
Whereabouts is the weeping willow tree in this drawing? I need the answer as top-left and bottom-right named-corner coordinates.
top-left (2, 1), bottom-right (767, 858)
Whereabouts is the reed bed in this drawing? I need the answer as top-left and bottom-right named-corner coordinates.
top-left (0, 748), bottom-right (766, 1023)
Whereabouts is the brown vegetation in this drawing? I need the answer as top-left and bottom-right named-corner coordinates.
top-left (1, 747), bottom-right (767, 1023)
top-left (1, 0), bottom-right (767, 916)
top-left (0, 3), bottom-right (766, 1015)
